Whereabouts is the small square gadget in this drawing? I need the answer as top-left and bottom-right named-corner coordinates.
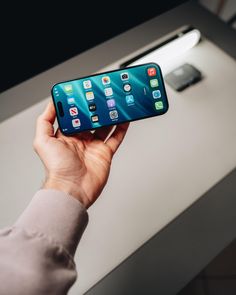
top-left (165, 63), bottom-right (202, 91)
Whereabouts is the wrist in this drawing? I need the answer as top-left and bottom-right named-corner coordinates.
top-left (43, 177), bottom-right (89, 208)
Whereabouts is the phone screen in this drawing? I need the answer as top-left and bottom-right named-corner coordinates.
top-left (52, 63), bottom-right (168, 135)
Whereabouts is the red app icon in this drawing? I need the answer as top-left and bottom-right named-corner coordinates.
top-left (147, 67), bottom-right (156, 76)
top-left (72, 118), bottom-right (81, 127)
top-left (69, 107), bottom-right (78, 116)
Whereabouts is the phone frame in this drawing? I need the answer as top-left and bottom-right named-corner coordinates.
top-left (51, 62), bottom-right (169, 135)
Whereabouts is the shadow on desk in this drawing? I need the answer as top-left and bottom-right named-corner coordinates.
top-left (179, 239), bottom-right (236, 295)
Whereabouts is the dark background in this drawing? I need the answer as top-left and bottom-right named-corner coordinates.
top-left (0, 1), bottom-right (187, 93)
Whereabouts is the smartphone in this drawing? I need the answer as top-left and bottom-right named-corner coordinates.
top-left (51, 63), bottom-right (168, 135)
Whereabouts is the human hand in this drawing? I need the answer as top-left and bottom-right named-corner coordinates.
top-left (33, 101), bottom-right (129, 208)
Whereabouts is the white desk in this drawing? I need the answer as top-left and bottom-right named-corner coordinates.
top-left (1, 2), bottom-right (236, 294)
top-left (1, 36), bottom-right (236, 294)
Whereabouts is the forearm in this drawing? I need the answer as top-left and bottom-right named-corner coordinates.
top-left (0, 189), bottom-right (88, 295)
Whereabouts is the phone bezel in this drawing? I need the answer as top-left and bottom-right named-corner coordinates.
top-left (51, 62), bottom-right (169, 135)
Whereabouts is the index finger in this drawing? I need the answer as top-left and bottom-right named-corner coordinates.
top-left (105, 122), bottom-right (129, 154)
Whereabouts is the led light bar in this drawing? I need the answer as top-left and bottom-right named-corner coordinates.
top-left (122, 28), bottom-right (201, 68)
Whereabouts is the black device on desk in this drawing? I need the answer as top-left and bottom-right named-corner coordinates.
top-left (165, 63), bottom-right (202, 91)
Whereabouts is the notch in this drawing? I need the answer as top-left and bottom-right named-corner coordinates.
top-left (57, 101), bottom-right (64, 117)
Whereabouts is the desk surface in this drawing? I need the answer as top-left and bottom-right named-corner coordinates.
top-left (0, 2), bottom-right (236, 295)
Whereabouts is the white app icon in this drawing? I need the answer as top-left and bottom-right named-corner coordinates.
top-left (102, 76), bottom-right (111, 85)
top-left (104, 87), bottom-right (113, 96)
top-left (123, 83), bottom-right (131, 92)
top-left (67, 97), bottom-right (75, 104)
top-left (86, 91), bottom-right (94, 100)
top-left (72, 119), bottom-right (81, 127)
top-left (69, 107), bottom-right (78, 116)
top-left (83, 80), bottom-right (92, 89)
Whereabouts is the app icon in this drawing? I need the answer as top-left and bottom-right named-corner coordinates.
top-left (104, 87), bottom-right (113, 96)
top-left (123, 83), bottom-right (131, 92)
top-left (126, 95), bottom-right (134, 104)
top-left (155, 101), bottom-right (164, 110)
top-left (67, 97), bottom-right (75, 104)
top-left (102, 76), bottom-right (111, 85)
top-left (86, 91), bottom-right (94, 100)
top-left (72, 118), bottom-right (81, 127)
top-left (89, 103), bottom-right (96, 111)
top-left (69, 107), bottom-right (78, 116)
top-left (147, 67), bottom-right (156, 76)
top-left (120, 72), bottom-right (129, 80)
top-left (91, 115), bottom-right (99, 122)
top-left (152, 90), bottom-right (161, 99)
top-left (109, 110), bottom-right (118, 120)
top-left (107, 99), bottom-right (116, 108)
top-left (150, 79), bottom-right (158, 87)
top-left (83, 80), bottom-right (92, 89)
top-left (64, 84), bottom-right (73, 94)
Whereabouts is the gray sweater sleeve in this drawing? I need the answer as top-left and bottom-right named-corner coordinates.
top-left (0, 189), bottom-right (89, 295)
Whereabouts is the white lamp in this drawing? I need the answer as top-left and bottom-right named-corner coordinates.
top-left (128, 28), bottom-right (201, 69)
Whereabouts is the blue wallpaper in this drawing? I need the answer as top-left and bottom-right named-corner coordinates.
top-left (52, 63), bottom-right (168, 135)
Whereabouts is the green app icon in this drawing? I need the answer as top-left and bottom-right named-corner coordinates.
top-left (155, 101), bottom-right (164, 110)
top-left (64, 84), bottom-right (73, 94)
top-left (150, 79), bottom-right (158, 87)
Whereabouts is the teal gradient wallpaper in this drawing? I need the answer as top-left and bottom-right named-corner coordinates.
top-left (52, 63), bottom-right (168, 135)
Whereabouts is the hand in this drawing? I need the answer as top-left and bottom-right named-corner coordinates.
top-left (33, 101), bottom-right (129, 208)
